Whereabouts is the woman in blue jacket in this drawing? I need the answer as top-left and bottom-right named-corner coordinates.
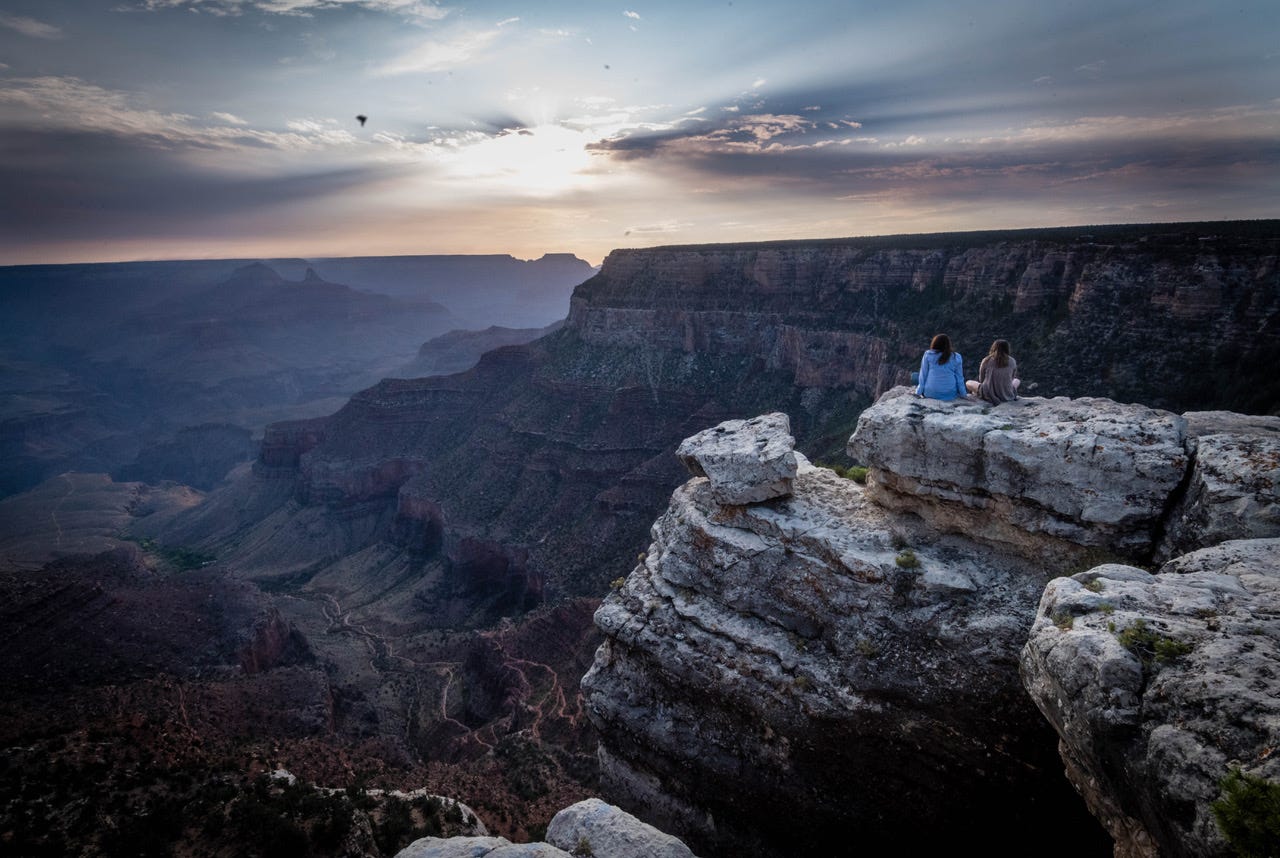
top-left (916, 333), bottom-right (966, 400)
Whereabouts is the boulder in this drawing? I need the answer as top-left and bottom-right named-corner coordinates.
top-left (545, 798), bottom-right (696, 858)
top-left (674, 412), bottom-right (797, 505)
top-left (1020, 538), bottom-right (1280, 858)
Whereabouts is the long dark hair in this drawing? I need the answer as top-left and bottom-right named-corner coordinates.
top-left (929, 333), bottom-right (953, 365)
top-left (987, 339), bottom-right (1011, 369)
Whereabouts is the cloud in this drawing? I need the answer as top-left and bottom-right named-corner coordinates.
top-left (623, 10), bottom-right (641, 20)
top-left (375, 28), bottom-right (500, 75)
top-left (752, 78), bottom-right (766, 89)
top-left (590, 113), bottom-right (842, 161)
top-left (125, 0), bottom-right (449, 22)
top-left (211, 111), bottom-right (249, 125)
top-left (881, 134), bottom-right (927, 148)
top-left (624, 220), bottom-right (690, 236)
top-left (496, 16), bottom-right (518, 26)
top-left (1074, 60), bottom-right (1107, 75)
top-left (0, 76), bottom-right (359, 152)
top-left (0, 14), bottom-right (64, 39)
top-left (0, 126), bottom-right (405, 250)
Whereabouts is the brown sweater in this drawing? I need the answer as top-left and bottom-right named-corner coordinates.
top-left (977, 355), bottom-right (1018, 403)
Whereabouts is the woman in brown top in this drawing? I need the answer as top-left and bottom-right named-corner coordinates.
top-left (966, 339), bottom-right (1020, 404)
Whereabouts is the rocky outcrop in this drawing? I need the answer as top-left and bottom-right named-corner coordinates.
top-left (545, 798), bottom-right (695, 858)
top-left (237, 607), bottom-right (314, 674)
top-left (394, 798), bottom-right (695, 858)
top-left (1020, 539), bottom-right (1280, 858)
top-left (583, 414), bottom-right (1109, 854)
top-left (847, 389), bottom-right (1191, 559)
top-left (1158, 412), bottom-right (1280, 561)
top-left (674, 412), bottom-right (797, 505)
top-left (848, 391), bottom-right (1280, 566)
top-left (586, 394), bottom-right (1280, 856)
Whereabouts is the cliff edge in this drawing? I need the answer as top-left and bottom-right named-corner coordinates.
top-left (583, 391), bottom-right (1279, 856)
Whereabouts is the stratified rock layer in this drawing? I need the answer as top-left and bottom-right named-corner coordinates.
top-left (586, 394), bottom-right (1280, 856)
top-left (847, 388), bottom-right (1190, 558)
top-left (1020, 540), bottom-right (1280, 858)
top-left (582, 459), bottom-right (1104, 855)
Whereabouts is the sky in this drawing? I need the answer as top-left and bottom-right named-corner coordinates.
top-left (0, 0), bottom-right (1276, 265)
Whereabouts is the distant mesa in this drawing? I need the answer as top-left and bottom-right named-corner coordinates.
top-left (228, 261), bottom-right (287, 287)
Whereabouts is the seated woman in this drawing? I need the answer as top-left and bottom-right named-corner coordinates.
top-left (965, 339), bottom-right (1021, 404)
top-left (916, 333), bottom-right (966, 400)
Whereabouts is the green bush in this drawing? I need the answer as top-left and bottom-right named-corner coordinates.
top-left (1211, 768), bottom-right (1280, 857)
top-left (1116, 619), bottom-right (1193, 666)
top-left (846, 465), bottom-right (869, 484)
top-left (894, 549), bottom-right (920, 569)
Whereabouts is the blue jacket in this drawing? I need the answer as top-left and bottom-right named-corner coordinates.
top-left (917, 349), bottom-right (965, 400)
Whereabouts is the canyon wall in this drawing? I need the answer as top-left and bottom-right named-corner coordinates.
top-left (177, 223), bottom-right (1277, 603)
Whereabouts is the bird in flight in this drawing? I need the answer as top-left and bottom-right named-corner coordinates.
top-left (356, 114), bottom-right (368, 127)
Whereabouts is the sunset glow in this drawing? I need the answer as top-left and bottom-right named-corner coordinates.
top-left (0, 0), bottom-right (1276, 264)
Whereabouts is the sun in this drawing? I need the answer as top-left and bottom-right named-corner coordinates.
top-left (443, 123), bottom-right (598, 197)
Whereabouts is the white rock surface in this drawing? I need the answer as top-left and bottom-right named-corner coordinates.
top-left (847, 388), bottom-right (1189, 556)
top-left (545, 798), bottom-right (696, 858)
top-left (584, 459), bottom-right (1087, 853)
top-left (395, 836), bottom-right (519, 858)
top-left (1020, 538), bottom-right (1280, 858)
top-left (395, 838), bottom-right (570, 858)
top-left (674, 412), bottom-right (797, 505)
top-left (1158, 411), bottom-right (1280, 561)
top-left (392, 799), bottom-right (694, 858)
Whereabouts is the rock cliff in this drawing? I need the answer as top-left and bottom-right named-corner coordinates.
top-left (583, 394), bottom-right (1279, 855)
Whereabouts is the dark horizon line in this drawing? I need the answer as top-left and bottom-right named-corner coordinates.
top-left (3, 217), bottom-right (1277, 272)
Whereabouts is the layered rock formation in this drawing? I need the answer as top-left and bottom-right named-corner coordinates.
top-left (583, 394), bottom-right (1279, 855)
top-left (169, 222), bottom-right (1280, 602)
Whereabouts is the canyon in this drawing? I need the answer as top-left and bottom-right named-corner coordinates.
top-left (1, 221), bottom-right (1277, 855)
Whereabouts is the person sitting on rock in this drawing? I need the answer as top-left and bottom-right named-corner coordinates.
top-left (966, 339), bottom-right (1021, 404)
top-left (916, 333), bottom-right (966, 401)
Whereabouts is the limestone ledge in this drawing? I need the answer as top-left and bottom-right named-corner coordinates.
top-left (847, 387), bottom-right (1280, 563)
